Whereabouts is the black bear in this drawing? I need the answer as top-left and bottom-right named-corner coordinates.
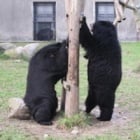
top-left (24, 41), bottom-right (68, 125)
top-left (79, 17), bottom-right (122, 121)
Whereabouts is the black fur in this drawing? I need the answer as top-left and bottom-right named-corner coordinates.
top-left (24, 41), bottom-right (68, 125)
top-left (79, 17), bottom-right (122, 121)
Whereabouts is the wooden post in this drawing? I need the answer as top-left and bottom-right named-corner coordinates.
top-left (64, 0), bottom-right (85, 117)
top-left (60, 0), bottom-right (71, 112)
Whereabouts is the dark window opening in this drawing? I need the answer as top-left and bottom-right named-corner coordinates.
top-left (34, 2), bottom-right (56, 41)
top-left (96, 2), bottom-right (115, 22)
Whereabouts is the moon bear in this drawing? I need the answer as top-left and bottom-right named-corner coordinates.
top-left (79, 17), bottom-right (122, 121)
top-left (24, 41), bottom-right (68, 125)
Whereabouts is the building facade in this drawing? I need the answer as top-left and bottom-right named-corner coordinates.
top-left (0, 0), bottom-right (138, 42)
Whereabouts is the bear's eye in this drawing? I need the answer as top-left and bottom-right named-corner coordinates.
top-left (49, 52), bottom-right (57, 58)
top-left (50, 54), bottom-right (55, 58)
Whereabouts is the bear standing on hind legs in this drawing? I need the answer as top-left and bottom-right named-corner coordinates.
top-left (79, 17), bottom-right (122, 121)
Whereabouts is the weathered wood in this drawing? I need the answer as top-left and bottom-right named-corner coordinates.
top-left (64, 0), bottom-right (85, 117)
top-left (113, 0), bottom-right (137, 25)
top-left (119, 0), bottom-right (136, 10)
top-left (113, 0), bottom-right (126, 25)
top-left (60, 0), bottom-right (71, 112)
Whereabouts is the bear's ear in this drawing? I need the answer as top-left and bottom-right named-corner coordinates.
top-left (61, 39), bottom-right (68, 49)
top-left (83, 16), bottom-right (86, 22)
top-left (80, 16), bottom-right (86, 24)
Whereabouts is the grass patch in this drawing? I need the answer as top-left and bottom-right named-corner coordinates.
top-left (81, 135), bottom-right (121, 140)
top-left (129, 130), bottom-right (140, 140)
top-left (57, 112), bottom-right (92, 129)
top-left (0, 128), bottom-right (34, 140)
top-left (121, 42), bottom-right (140, 70)
top-left (0, 42), bottom-right (140, 139)
top-left (116, 42), bottom-right (140, 109)
top-left (0, 59), bottom-right (28, 109)
top-left (0, 51), bottom-right (10, 60)
top-left (133, 64), bottom-right (140, 73)
top-left (44, 134), bottom-right (121, 140)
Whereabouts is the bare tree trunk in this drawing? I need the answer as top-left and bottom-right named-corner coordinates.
top-left (64, 0), bottom-right (85, 117)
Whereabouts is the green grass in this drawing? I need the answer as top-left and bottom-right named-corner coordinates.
top-left (57, 112), bottom-right (92, 129)
top-left (121, 42), bottom-right (140, 70)
top-left (80, 135), bottom-right (121, 140)
top-left (0, 59), bottom-right (27, 109)
top-left (129, 130), bottom-right (140, 140)
top-left (0, 128), bottom-right (34, 140)
top-left (45, 135), bottom-right (121, 140)
top-left (116, 42), bottom-right (140, 109)
top-left (0, 42), bottom-right (140, 139)
top-left (0, 51), bottom-right (10, 60)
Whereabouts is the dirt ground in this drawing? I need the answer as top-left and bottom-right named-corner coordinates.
top-left (0, 103), bottom-right (138, 140)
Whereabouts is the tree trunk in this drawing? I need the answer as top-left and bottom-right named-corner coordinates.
top-left (64, 0), bottom-right (85, 117)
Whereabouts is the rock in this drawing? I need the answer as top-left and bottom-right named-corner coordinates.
top-left (71, 127), bottom-right (79, 135)
top-left (0, 43), bottom-right (16, 50)
top-left (4, 48), bottom-right (22, 59)
top-left (15, 46), bottom-right (24, 55)
top-left (14, 59), bottom-right (21, 63)
top-left (8, 97), bottom-right (30, 120)
top-left (4, 43), bottom-right (39, 60)
top-left (43, 134), bottom-right (49, 139)
top-left (122, 116), bottom-right (127, 120)
top-left (22, 43), bottom-right (39, 61)
top-left (115, 104), bottom-right (119, 108)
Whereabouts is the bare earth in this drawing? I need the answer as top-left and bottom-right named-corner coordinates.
top-left (0, 103), bottom-right (139, 140)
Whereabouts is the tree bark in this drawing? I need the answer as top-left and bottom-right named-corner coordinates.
top-left (64, 0), bottom-right (85, 117)
top-left (119, 0), bottom-right (136, 10)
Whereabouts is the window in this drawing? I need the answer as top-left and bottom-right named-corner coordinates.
top-left (34, 2), bottom-right (56, 40)
top-left (96, 2), bottom-right (115, 22)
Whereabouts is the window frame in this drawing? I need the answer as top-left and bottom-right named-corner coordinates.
top-left (95, 2), bottom-right (115, 22)
top-left (33, 2), bottom-right (56, 41)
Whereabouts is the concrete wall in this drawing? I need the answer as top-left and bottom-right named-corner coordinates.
top-left (33, 0), bottom-right (68, 41)
top-left (0, 0), bottom-right (138, 41)
top-left (0, 0), bottom-right (33, 41)
top-left (0, 0), bottom-right (67, 42)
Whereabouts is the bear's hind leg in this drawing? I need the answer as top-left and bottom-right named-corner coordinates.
top-left (33, 106), bottom-right (53, 125)
top-left (85, 88), bottom-right (97, 114)
top-left (97, 107), bottom-right (113, 121)
top-left (97, 90), bottom-right (115, 121)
